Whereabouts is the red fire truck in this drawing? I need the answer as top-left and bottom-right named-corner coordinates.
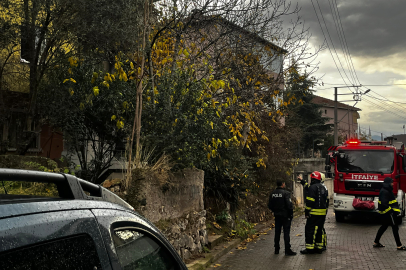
top-left (326, 138), bottom-right (406, 222)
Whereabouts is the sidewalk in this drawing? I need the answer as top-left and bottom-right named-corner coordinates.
top-left (206, 208), bottom-right (406, 270)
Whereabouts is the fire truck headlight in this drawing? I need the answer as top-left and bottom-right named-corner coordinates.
top-left (334, 200), bottom-right (343, 207)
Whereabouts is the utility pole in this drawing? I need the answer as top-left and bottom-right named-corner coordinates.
top-left (348, 108), bottom-right (350, 139)
top-left (334, 87), bottom-right (338, 145)
top-left (333, 86), bottom-right (366, 145)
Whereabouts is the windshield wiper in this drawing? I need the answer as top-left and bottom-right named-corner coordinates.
top-left (367, 171), bottom-right (385, 175)
top-left (343, 169), bottom-right (364, 173)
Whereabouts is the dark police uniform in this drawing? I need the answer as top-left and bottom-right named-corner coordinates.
top-left (268, 187), bottom-right (293, 253)
top-left (303, 179), bottom-right (328, 253)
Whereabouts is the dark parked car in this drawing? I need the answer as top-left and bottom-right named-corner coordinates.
top-left (0, 169), bottom-right (187, 270)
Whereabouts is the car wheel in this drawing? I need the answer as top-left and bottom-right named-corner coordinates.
top-left (335, 212), bottom-right (345, 222)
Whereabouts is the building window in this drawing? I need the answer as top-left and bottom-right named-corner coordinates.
top-left (325, 109), bottom-right (327, 114)
top-left (0, 114), bottom-right (41, 152)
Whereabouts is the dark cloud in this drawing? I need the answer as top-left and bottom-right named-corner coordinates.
top-left (295, 0), bottom-right (406, 58)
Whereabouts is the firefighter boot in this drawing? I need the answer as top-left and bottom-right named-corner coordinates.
top-left (300, 249), bottom-right (313, 254)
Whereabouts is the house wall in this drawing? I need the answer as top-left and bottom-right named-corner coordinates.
top-left (321, 106), bottom-right (359, 139)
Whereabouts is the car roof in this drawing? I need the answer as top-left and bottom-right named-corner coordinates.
top-left (0, 199), bottom-right (132, 220)
top-left (0, 169), bottom-right (134, 211)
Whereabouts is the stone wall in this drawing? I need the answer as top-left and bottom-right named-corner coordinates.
top-left (158, 210), bottom-right (208, 261)
top-left (103, 168), bottom-right (207, 261)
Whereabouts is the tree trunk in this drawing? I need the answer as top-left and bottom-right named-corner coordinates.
top-left (125, 0), bottom-right (149, 188)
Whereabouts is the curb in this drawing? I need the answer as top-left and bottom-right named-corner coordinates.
top-left (187, 239), bottom-right (241, 270)
top-left (207, 234), bottom-right (224, 249)
top-left (187, 210), bottom-right (304, 269)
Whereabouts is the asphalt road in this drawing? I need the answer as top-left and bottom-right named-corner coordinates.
top-left (207, 208), bottom-right (406, 270)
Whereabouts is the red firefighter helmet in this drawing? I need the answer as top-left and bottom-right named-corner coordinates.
top-left (311, 171), bottom-right (322, 181)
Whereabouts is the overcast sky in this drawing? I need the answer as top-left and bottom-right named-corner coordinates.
top-left (290, 0), bottom-right (406, 138)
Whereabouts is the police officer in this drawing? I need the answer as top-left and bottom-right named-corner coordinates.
top-left (374, 177), bottom-right (406, 250)
top-left (268, 180), bottom-right (297, 256)
top-left (298, 172), bottom-right (328, 251)
top-left (300, 171), bottom-right (328, 254)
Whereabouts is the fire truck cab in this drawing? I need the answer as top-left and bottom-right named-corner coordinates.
top-left (326, 138), bottom-right (406, 222)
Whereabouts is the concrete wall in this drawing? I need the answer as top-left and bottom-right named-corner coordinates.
top-left (293, 179), bottom-right (333, 206)
top-left (131, 168), bottom-right (204, 223)
top-left (103, 168), bottom-right (207, 261)
top-left (291, 158), bottom-right (333, 206)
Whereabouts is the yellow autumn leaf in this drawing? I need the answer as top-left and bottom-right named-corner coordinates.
top-left (210, 122), bottom-right (214, 129)
top-left (116, 120), bottom-right (124, 129)
top-left (93, 86), bottom-right (99, 96)
top-left (111, 115), bottom-right (116, 121)
top-left (102, 81), bottom-right (109, 88)
top-left (183, 49), bottom-right (189, 58)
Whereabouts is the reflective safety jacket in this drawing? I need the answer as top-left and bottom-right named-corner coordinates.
top-left (305, 180), bottom-right (328, 216)
top-left (378, 183), bottom-right (400, 216)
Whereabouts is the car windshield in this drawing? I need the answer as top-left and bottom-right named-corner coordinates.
top-left (337, 150), bottom-right (394, 174)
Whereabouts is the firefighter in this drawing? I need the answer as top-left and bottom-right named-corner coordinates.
top-left (298, 172), bottom-right (328, 251)
top-left (300, 171), bottom-right (328, 254)
top-left (373, 177), bottom-right (406, 250)
top-left (268, 180), bottom-right (297, 256)
top-left (320, 173), bottom-right (328, 251)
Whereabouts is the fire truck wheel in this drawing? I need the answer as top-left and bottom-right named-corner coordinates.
top-left (335, 212), bottom-right (345, 222)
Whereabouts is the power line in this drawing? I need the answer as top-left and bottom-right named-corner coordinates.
top-left (363, 97), bottom-right (406, 121)
top-left (320, 83), bottom-right (406, 86)
top-left (365, 94), bottom-right (406, 105)
top-left (332, 0), bottom-right (362, 86)
top-left (363, 95), bottom-right (406, 116)
top-left (367, 89), bottom-right (406, 113)
top-left (315, 0), bottom-right (355, 86)
top-left (310, 0), bottom-right (353, 89)
top-left (362, 84), bottom-right (406, 86)
top-left (328, 0), bottom-right (357, 85)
